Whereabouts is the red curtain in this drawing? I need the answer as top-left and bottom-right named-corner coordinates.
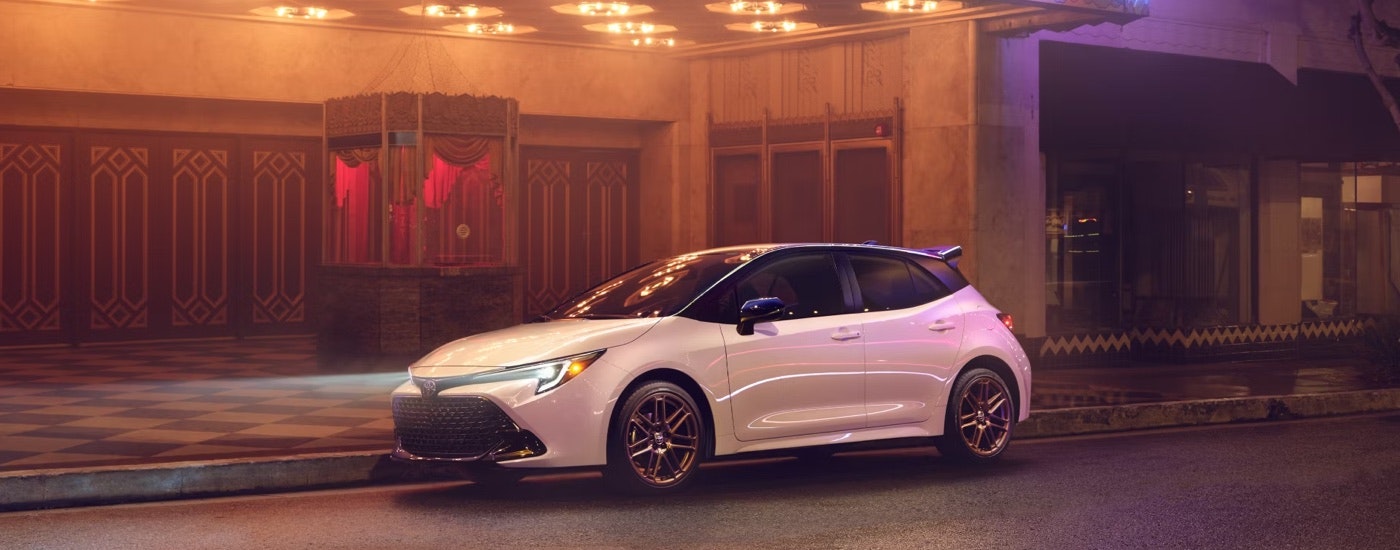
top-left (422, 136), bottom-right (504, 265)
top-left (332, 156), bottom-right (375, 263)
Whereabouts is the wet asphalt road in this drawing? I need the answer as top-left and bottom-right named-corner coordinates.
top-left (3, 413), bottom-right (1399, 550)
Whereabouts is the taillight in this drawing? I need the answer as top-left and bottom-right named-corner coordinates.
top-left (996, 313), bottom-right (1014, 331)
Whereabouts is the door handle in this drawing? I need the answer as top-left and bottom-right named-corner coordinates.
top-left (928, 320), bottom-right (958, 332)
top-left (830, 329), bottom-right (862, 341)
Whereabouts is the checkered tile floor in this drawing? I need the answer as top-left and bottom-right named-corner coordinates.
top-left (0, 337), bottom-right (405, 472)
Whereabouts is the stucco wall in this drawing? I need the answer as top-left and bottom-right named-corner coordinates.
top-left (0, 1), bottom-right (689, 121)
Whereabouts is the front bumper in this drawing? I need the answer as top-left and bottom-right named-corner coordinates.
top-left (391, 395), bottom-right (547, 462)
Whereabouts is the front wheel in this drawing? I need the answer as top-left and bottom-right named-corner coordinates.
top-left (935, 367), bottom-right (1015, 463)
top-left (605, 381), bottom-right (706, 494)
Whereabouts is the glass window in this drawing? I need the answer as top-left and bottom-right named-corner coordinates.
top-left (326, 150), bottom-right (382, 264)
top-left (542, 248), bottom-right (766, 320)
top-left (1047, 157), bottom-right (1253, 332)
top-left (1300, 162), bottom-right (1363, 319)
top-left (850, 254), bottom-right (945, 311)
top-left (420, 136), bottom-right (505, 267)
top-left (735, 253), bottom-right (847, 320)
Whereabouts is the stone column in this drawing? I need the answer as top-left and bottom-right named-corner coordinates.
top-left (1257, 159), bottom-right (1302, 325)
top-left (904, 22), bottom-right (1046, 337)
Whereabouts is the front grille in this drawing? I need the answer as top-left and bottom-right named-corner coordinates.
top-left (393, 395), bottom-right (518, 459)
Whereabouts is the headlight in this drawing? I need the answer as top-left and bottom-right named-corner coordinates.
top-left (512, 350), bottom-right (605, 394)
top-left (410, 350), bottom-right (606, 396)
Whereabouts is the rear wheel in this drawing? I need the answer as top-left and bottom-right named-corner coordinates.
top-left (605, 381), bottom-right (706, 494)
top-left (936, 367), bottom-right (1015, 463)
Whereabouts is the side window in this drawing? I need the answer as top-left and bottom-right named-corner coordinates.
top-left (735, 253), bottom-right (846, 320)
top-left (851, 253), bottom-right (949, 311)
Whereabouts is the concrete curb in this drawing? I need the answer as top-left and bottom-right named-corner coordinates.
top-left (0, 451), bottom-right (400, 512)
top-left (3, 388), bottom-right (1399, 512)
top-left (1018, 388), bottom-right (1400, 438)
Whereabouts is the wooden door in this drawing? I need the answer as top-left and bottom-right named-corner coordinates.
top-left (0, 130), bottom-right (71, 346)
top-left (520, 147), bottom-right (639, 319)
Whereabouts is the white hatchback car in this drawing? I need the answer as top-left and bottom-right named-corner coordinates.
top-left (391, 243), bottom-right (1031, 493)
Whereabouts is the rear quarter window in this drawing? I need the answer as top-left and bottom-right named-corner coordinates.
top-left (914, 257), bottom-right (969, 293)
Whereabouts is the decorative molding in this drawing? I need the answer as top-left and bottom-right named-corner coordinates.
top-left (384, 92), bottom-right (419, 133)
top-left (767, 115), bottom-right (824, 144)
top-left (1038, 319), bottom-right (1368, 358)
top-left (710, 121), bottom-right (764, 147)
top-left (0, 142), bottom-right (63, 333)
top-left (1041, 18), bottom-right (1266, 65)
top-left (797, 49), bottom-right (818, 99)
top-left (324, 94), bottom-right (381, 138)
top-left (250, 150), bottom-right (308, 325)
top-left (422, 94), bottom-right (513, 136)
top-left (1041, 16), bottom-right (1400, 78)
top-left (862, 39), bottom-right (884, 89)
top-left (1297, 36), bottom-right (1400, 77)
top-left (88, 145), bottom-right (151, 331)
top-left (170, 148), bottom-right (230, 328)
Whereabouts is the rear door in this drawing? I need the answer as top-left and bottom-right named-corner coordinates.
top-left (846, 251), bottom-right (964, 428)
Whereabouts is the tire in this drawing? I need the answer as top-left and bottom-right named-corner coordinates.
top-left (935, 367), bottom-right (1015, 464)
top-left (605, 381), bottom-right (707, 494)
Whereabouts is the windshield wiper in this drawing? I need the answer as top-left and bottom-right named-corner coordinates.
top-left (567, 313), bottom-right (637, 320)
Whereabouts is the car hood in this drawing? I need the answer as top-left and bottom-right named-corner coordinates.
top-left (410, 317), bottom-right (660, 375)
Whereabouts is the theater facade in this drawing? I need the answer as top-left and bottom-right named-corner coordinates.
top-left (1, 0), bottom-right (1396, 366)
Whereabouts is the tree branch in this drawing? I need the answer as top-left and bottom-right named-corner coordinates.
top-left (1353, 0), bottom-right (1400, 135)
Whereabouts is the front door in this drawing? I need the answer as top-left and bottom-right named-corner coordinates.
top-left (520, 147), bottom-right (639, 319)
top-left (720, 252), bottom-right (865, 441)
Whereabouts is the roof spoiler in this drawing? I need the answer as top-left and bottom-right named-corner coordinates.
top-left (920, 245), bottom-right (963, 268)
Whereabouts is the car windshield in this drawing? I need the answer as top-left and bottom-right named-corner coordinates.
top-left (540, 247), bottom-right (770, 320)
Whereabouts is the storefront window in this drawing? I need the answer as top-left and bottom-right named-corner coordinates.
top-left (1047, 157), bottom-right (1252, 333)
top-left (1299, 161), bottom-right (1399, 319)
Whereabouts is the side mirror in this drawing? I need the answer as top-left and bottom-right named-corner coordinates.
top-left (737, 297), bottom-right (785, 336)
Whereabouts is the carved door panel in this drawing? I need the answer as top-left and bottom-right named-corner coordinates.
top-left (0, 130), bottom-right (71, 346)
top-left (75, 133), bottom-right (162, 342)
top-left (521, 147), bottom-right (639, 319)
top-left (236, 138), bottom-right (321, 336)
top-left (76, 134), bottom-right (245, 342)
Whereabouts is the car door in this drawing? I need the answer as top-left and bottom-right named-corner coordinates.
top-left (846, 252), bottom-right (964, 428)
top-left (720, 251), bottom-right (866, 441)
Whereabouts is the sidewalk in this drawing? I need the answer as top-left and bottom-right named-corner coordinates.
top-left (1, 336), bottom-right (1397, 510)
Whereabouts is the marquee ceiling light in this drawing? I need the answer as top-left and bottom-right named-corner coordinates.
top-left (447, 21), bottom-right (536, 34)
top-left (551, 2), bottom-right (654, 17)
top-left (580, 2), bottom-right (628, 16)
top-left (725, 20), bottom-right (816, 33)
top-left (861, 0), bottom-right (938, 13)
top-left (251, 5), bottom-right (353, 20)
top-left (704, 2), bottom-right (806, 16)
top-left (276, 6), bottom-right (327, 18)
top-left (398, 4), bottom-right (503, 18)
top-left (631, 36), bottom-right (674, 47)
top-left (583, 21), bottom-right (676, 34)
